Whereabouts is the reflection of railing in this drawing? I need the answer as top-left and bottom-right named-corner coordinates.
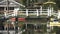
top-left (0, 14), bottom-right (4, 16)
top-left (0, 30), bottom-right (15, 34)
top-left (0, 30), bottom-right (25, 34)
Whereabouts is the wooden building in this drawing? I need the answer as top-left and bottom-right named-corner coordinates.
top-left (0, 0), bottom-right (25, 14)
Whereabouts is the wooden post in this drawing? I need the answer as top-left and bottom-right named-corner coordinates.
top-left (36, 9), bottom-right (39, 16)
top-left (26, 9), bottom-right (28, 16)
top-left (47, 7), bottom-right (50, 16)
top-left (40, 6), bottom-right (42, 15)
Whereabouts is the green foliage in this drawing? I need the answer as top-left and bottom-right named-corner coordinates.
top-left (20, 0), bottom-right (26, 5)
top-left (55, 0), bottom-right (60, 9)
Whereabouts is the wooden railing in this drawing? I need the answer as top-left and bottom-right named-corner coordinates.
top-left (18, 9), bottom-right (52, 16)
top-left (3, 9), bottom-right (57, 17)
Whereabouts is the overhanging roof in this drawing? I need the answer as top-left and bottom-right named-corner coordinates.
top-left (0, 0), bottom-right (25, 7)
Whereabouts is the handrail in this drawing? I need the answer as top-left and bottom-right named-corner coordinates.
top-left (19, 9), bottom-right (48, 10)
top-left (4, 9), bottom-right (57, 17)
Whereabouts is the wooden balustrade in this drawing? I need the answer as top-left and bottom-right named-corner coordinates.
top-left (3, 9), bottom-right (56, 17)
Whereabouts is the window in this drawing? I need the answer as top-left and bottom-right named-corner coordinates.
top-left (0, 7), bottom-right (4, 11)
top-left (6, 7), bottom-right (14, 10)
